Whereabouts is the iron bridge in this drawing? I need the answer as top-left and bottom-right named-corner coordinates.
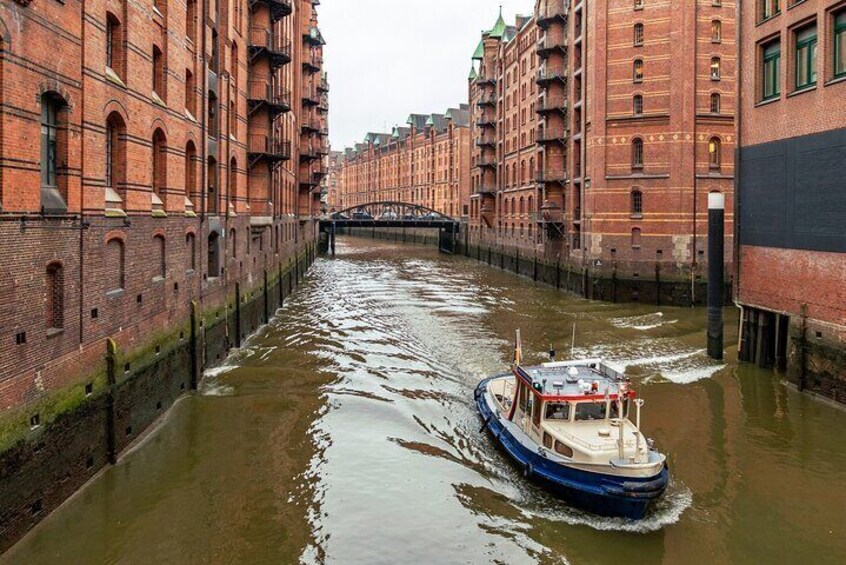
top-left (318, 201), bottom-right (460, 254)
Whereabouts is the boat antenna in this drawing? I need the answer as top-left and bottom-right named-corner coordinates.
top-left (570, 322), bottom-right (577, 358)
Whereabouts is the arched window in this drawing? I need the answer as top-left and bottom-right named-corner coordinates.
top-left (185, 69), bottom-right (195, 115)
top-left (152, 129), bottom-right (167, 199)
top-left (152, 45), bottom-right (165, 100)
top-left (154, 235), bottom-right (166, 280)
top-left (710, 57), bottom-right (721, 80)
top-left (106, 238), bottom-right (125, 291)
top-left (208, 92), bottom-right (218, 137)
top-left (711, 21), bottom-right (721, 43)
top-left (519, 196), bottom-right (525, 215)
top-left (632, 138), bottom-right (644, 169)
top-left (634, 23), bottom-right (644, 46)
top-left (231, 43), bottom-right (239, 89)
top-left (709, 137), bottom-right (721, 169)
top-left (185, 141), bottom-right (197, 198)
top-left (186, 0), bottom-right (196, 42)
top-left (529, 157), bottom-right (535, 179)
top-left (106, 13), bottom-right (124, 79)
top-left (633, 94), bottom-right (643, 115)
top-left (710, 93), bottom-right (721, 114)
top-left (230, 228), bottom-right (237, 258)
top-left (208, 232), bottom-right (220, 278)
top-left (40, 94), bottom-right (61, 192)
top-left (105, 112), bottom-right (126, 209)
top-left (186, 232), bottom-right (196, 271)
top-left (520, 160), bottom-right (526, 184)
top-left (207, 156), bottom-right (218, 213)
top-left (46, 263), bottom-right (64, 330)
top-left (633, 59), bottom-right (644, 82)
top-left (229, 157), bottom-right (239, 211)
top-left (631, 228), bottom-right (642, 248)
top-left (631, 189), bottom-right (643, 217)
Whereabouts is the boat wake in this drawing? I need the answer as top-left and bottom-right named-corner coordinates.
top-left (609, 312), bottom-right (678, 331)
top-left (526, 477), bottom-right (693, 533)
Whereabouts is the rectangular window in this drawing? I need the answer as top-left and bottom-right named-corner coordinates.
top-left (761, 0), bottom-right (780, 21)
top-left (763, 40), bottom-right (781, 100)
top-left (795, 25), bottom-right (817, 89)
top-left (835, 12), bottom-right (846, 78)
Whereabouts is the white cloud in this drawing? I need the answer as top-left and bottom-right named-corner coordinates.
top-left (320, 0), bottom-right (535, 150)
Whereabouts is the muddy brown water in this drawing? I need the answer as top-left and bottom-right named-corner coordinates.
top-left (5, 237), bottom-right (845, 564)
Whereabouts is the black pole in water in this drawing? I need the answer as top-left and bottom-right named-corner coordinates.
top-left (707, 192), bottom-right (725, 360)
top-left (330, 221), bottom-right (336, 256)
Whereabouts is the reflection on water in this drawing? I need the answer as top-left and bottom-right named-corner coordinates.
top-left (5, 237), bottom-right (846, 565)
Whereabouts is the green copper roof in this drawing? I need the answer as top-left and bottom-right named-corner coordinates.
top-left (488, 7), bottom-right (506, 39)
top-left (468, 66), bottom-right (478, 80)
top-left (472, 38), bottom-right (484, 60)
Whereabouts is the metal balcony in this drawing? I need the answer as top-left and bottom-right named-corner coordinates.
top-left (477, 92), bottom-right (496, 107)
top-left (299, 172), bottom-right (322, 188)
top-left (300, 119), bottom-right (321, 134)
top-left (536, 169), bottom-right (568, 184)
top-left (476, 117), bottom-right (496, 129)
top-left (537, 67), bottom-right (567, 86)
top-left (477, 74), bottom-right (497, 87)
top-left (537, 36), bottom-right (568, 58)
top-left (477, 185), bottom-right (497, 197)
top-left (317, 78), bottom-right (330, 93)
top-left (536, 127), bottom-right (569, 145)
top-left (304, 27), bottom-right (323, 47)
top-left (302, 87), bottom-right (320, 107)
top-left (248, 27), bottom-right (291, 69)
top-left (476, 135), bottom-right (496, 148)
top-left (536, 97), bottom-right (568, 115)
top-left (316, 143), bottom-right (330, 156)
top-left (300, 145), bottom-right (320, 162)
top-left (303, 53), bottom-right (322, 73)
top-left (477, 156), bottom-right (497, 169)
top-left (248, 135), bottom-right (290, 167)
top-left (250, 0), bottom-right (292, 23)
top-left (247, 81), bottom-right (291, 118)
top-left (537, 0), bottom-right (568, 29)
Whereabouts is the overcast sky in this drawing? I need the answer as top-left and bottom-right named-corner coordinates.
top-left (321, 0), bottom-right (534, 151)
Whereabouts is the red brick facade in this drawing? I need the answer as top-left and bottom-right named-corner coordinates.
top-left (336, 108), bottom-right (471, 219)
top-left (736, 0), bottom-right (845, 399)
top-left (0, 0), bottom-right (327, 413)
top-left (468, 1), bottom-right (736, 291)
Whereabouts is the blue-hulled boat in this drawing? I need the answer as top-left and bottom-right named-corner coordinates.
top-left (475, 340), bottom-right (668, 519)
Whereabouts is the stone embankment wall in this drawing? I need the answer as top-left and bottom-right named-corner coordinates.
top-left (0, 245), bottom-right (316, 552)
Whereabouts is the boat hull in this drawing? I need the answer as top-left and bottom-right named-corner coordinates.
top-left (475, 377), bottom-right (668, 520)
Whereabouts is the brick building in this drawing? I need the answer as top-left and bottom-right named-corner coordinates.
top-left (0, 0), bottom-right (327, 416)
top-left (736, 0), bottom-right (846, 402)
top-left (336, 107), bottom-right (471, 218)
top-left (324, 149), bottom-right (342, 213)
top-left (468, 1), bottom-right (736, 304)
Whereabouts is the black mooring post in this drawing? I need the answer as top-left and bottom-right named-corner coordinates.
top-left (330, 221), bottom-right (336, 256)
top-left (707, 192), bottom-right (725, 360)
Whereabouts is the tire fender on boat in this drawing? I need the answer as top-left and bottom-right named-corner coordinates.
top-left (523, 462), bottom-right (534, 478)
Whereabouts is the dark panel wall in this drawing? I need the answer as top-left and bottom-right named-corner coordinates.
top-left (739, 128), bottom-right (846, 253)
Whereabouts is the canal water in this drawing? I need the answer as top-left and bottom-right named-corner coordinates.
top-left (5, 237), bottom-right (845, 565)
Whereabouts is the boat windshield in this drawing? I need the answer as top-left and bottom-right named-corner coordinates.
top-left (545, 402), bottom-right (570, 421)
top-left (574, 401), bottom-right (607, 421)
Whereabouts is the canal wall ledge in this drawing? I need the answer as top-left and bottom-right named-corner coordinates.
top-left (338, 227), bottom-right (844, 407)
top-left (0, 244), bottom-right (316, 553)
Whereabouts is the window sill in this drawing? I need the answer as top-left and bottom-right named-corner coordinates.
top-left (105, 67), bottom-right (126, 89)
top-left (755, 96), bottom-right (780, 108)
top-left (46, 328), bottom-right (64, 339)
top-left (824, 75), bottom-right (846, 87)
top-left (787, 85), bottom-right (816, 98)
top-left (631, 214), bottom-right (644, 220)
top-left (106, 289), bottom-right (125, 300)
top-left (152, 276), bottom-right (165, 284)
